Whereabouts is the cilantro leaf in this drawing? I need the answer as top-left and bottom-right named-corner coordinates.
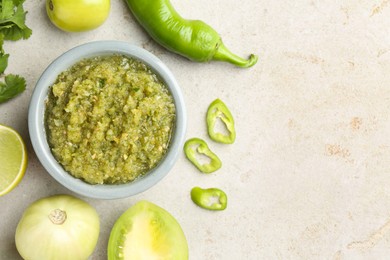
top-left (0, 52), bottom-right (9, 74)
top-left (0, 74), bottom-right (26, 103)
top-left (0, 0), bottom-right (31, 104)
top-left (0, 0), bottom-right (14, 20)
top-left (0, 0), bottom-right (32, 41)
top-left (0, 33), bottom-right (8, 74)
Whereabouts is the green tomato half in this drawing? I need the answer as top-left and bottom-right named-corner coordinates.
top-left (15, 194), bottom-right (100, 260)
top-left (108, 200), bottom-right (189, 260)
top-left (46, 0), bottom-right (110, 32)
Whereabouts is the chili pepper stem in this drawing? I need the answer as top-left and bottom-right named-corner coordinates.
top-left (213, 42), bottom-right (258, 68)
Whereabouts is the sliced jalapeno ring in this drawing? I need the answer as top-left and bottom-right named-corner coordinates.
top-left (207, 99), bottom-right (236, 144)
top-left (190, 187), bottom-right (227, 211)
top-left (184, 138), bottom-right (221, 173)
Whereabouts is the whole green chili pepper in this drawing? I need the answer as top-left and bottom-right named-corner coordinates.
top-left (207, 99), bottom-right (236, 144)
top-left (184, 138), bottom-right (221, 173)
top-left (124, 0), bottom-right (258, 68)
top-left (191, 187), bottom-right (227, 211)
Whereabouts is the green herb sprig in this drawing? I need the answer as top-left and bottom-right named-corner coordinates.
top-left (0, 0), bottom-right (31, 104)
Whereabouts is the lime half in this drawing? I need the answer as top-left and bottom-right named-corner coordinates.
top-left (0, 124), bottom-right (27, 196)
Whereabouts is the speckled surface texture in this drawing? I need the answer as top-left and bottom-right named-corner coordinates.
top-left (2, 0), bottom-right (390, 259)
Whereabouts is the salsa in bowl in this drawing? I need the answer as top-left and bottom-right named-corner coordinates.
top-left (29, 41), bottom-right (187, 199)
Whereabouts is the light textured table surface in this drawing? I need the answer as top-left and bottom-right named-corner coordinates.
top-left (2, 0), bottom-right (390, 259)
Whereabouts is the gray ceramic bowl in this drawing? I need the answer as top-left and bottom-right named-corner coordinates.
top-left (28, 41), bottom-right (187, 199)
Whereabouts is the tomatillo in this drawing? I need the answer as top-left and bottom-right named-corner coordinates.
top-left (15, 194), bottom-right (100, 260)
top-left (46, 0), bottom-right (110, 32)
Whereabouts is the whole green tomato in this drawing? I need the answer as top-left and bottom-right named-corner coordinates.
top-left (46, 0), bottom-right (110, 32)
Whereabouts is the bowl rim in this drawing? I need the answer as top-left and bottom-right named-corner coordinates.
top-left (28, 40), bottom-right (187, 200)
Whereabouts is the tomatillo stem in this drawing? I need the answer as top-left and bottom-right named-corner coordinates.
top-left (49, 209), bottom-right (67, 225)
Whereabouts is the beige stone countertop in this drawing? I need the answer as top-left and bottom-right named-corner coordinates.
top-left (2, 0), bottom-right (390, 259)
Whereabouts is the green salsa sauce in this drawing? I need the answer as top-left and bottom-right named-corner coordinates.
top-left (45, 55), bottom-right (176, 184)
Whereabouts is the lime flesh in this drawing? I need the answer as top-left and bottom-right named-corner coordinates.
top-left (0, 124), bottom-right (27, 196)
